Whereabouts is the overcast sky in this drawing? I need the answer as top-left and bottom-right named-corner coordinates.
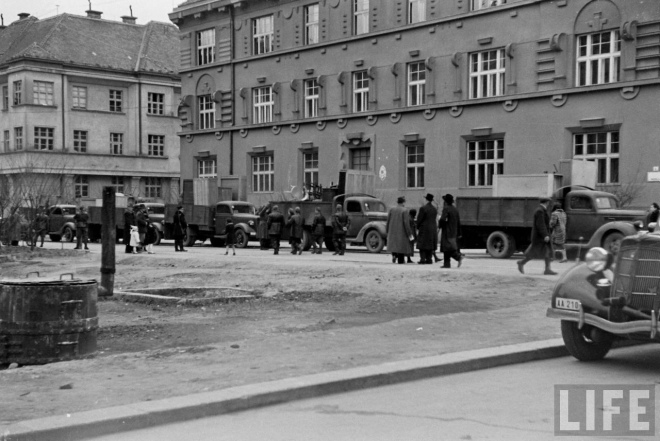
top-left (2, 0), bottom-right (184, 26)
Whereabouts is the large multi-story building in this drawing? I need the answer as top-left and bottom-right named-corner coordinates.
top-left (0, 10), bottom-right (181, 205)
top-left (169, 0), bottom-right (660, 208)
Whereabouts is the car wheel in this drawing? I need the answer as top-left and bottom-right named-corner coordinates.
top-left (486, 231), bottom-right (516, 259)
top-left (561, 321), bottom-right (613, 361)
top-left (63, 227), bottom-right (75, 242)
top-left (365, 230), bottom-right (385, 253)
top-left (235, 229), bottom-right (248, 248)
top-left (324, 236), bottom-right (336, 252)
top-left (50, 234), bottom-right (61, 242)
top-left (602, 231), bottom-right (624, 255)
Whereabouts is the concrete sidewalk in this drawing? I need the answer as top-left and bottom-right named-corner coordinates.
top-left (2, 339), bottom-right (567, 441)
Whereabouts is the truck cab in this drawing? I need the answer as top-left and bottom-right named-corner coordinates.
top-left (212, 201), bottom-right (259, 248)
top-left (339, 195), bottom-right (388, 252)
top-left (47, 205), bottom-right (77, 242)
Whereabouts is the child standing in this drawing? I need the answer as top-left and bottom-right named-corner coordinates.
top-left (225, 218), bottom-right (236, 256)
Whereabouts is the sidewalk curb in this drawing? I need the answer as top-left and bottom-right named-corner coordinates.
top-left (2, 339), bottom-right (567, 441)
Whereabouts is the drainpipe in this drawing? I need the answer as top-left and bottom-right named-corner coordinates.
top-left (61, 74), bottom-right (66, 150)
top-left (138, 81), bottom-right (143, 155)
top-left (98, 186), bottom-right (115, 297)
top-left (229, 5), bottom-right (235, 176)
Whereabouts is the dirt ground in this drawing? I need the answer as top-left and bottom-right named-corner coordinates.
top-left (0, 245), bottom-right (561, 429)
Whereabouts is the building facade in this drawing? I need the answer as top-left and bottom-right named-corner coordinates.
top-left (0, 11), bottom-right (181, 206)
top-left (169, 0), bottom-right (660, 208)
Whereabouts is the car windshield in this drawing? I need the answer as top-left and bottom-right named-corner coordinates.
top-left (62, 207), bottom-right (77, 215)
top-left (232, 205), bottom-right (256, 215)
top-left (363, 201), bottom-right (387, 213)
top-left (147, 206), bottom-right (164, 214)
top-left (595, 197), bottom-right (618, 209)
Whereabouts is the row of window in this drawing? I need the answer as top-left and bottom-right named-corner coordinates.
top-left (1, 83), bottom-right (167, 115)
top-left (196, 0), bottom-right (505, 64)
top-left (73, 176), bottom-right (162, 198)
top-left (1, 127), bottom-right (165, 156)
top-left (193, 30), bottom-right (620, 128)
top-left (198, 129), bottom-right (616, 193)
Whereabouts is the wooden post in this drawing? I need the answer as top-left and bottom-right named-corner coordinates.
top-left (98, 186), bottom-right (115, 297)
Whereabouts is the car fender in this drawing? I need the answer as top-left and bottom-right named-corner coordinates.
top-left (235, 223), bottom-right (256, 235)
top-left (584, 221), bottom-right (638, 249)
top-left (64, 221), bottom-right (77, 233)
top-left (151, 222), bottom-right (163, 233)
top-left (552, 262), bottom-right (610, 317)
top-left (355, 221), bottom-right (386, 242)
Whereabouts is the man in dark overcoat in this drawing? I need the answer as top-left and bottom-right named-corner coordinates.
top-left (286, 206), bottom-right (305, 255)
top-left (386, 196), bottom-right (413, 264)
top-left (517, 197), bottom-right (557, 275)
top-left (267, 205), bottom-right (285, 255)
top-left (416, 193), bottom-right (438, 264)
top-left (331, 204), bottom-right (350, 255)
top-left (173, 205), bottom-right (188, 252)
top-left (439, 194), bottom-right (463, 268)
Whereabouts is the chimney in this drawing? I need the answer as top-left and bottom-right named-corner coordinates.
top-left (121, 15), bottom-right (137, 24)
top-left (18, 12), bottom-right (30, 20)
top-left (86, 10), bottom-right (102, 19)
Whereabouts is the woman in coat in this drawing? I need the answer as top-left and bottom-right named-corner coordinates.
top-left (386, 196), bottom-right (413, 264)
top-left (549, 202), bottom-right (567, 262)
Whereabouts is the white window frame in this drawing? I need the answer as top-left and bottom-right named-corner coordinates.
top-left (14, 127), bottom-right (23, 150)
top-left (198, 159), bottom-right (217, 179)
top-left (252, 155), bottom-right (274, 193)
top-left (467, 139), bottom-right (504, 187)
top-left (354, 0), bottom-right (369, 35)
top-left (253, 15), bottom-right (274, 55)
top-left (2, 131), bottom-right (9, 152)
top-left (74, 176), bottom-right (89, 198)
top-left (34, 127), bottom-right (54, 151)
top-left (305, 4), bottom-right (320, 45)
top-left (469, 48), bottom-right (505, 99)
top-left (148, 134), bottom-right (165, 157)
top-left (406, 144), bottom-right (425, 189)
top-left (350, 147), bottom-right (370, 171)
top-left (408, 0), bottom-right (426, 24)
top-left (13, 81), bottom-right (22, 105)
top-left (573, 131), bottom-right (619, 184)
top-left (253, 86), bottom-right (274, 124)
top-left (576, 30), bottom-right (621, 87)
top-left (73, 130), bottom-right (87, 152)
top-left (72, 86), bottom-right (87, 109)
top-left (147, 92), bottom-right (164, 115)
top-left (352, 71), bottom-right (369, 113)
top-left (33, 81), bottom-right (54, 106)
top-left (2, 86), bottom-right (9, 110)
top-left (471, 0), bottom-right (507, 11)
top-left (111, 176), bottom-right (125, 194)
top-left (303, 151), bottom-right (319, 186)
top-left (197, 29), bottom-right (216, 66)
top-left (109, 89), bottom-right (123, 112)
top-left (198, 95), bottom-right (215, 130)
top-left (110, 132), bottom-right (124, 155)
top-left (304, 79), bottom-right (319, 118)
top-left (407, 62), bottom-right (426, 106)
top-left (145, 177), bottom-right (162, 199)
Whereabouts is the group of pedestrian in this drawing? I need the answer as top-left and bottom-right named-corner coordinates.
top-left (386, 193), bottom-right (463, 268)
top-left (123, 199), bottom-right (159, 254)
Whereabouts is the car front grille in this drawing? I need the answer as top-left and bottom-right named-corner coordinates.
top-left (613, 245), bottom-right (660, 311)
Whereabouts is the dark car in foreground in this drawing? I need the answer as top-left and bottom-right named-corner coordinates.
top-left (547, 228), bottom-right (660, 361)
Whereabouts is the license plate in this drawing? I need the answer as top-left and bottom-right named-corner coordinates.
top-left (556, 298), bottom-right (581, 311)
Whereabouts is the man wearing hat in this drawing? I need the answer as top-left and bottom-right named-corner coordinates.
top-left (173, 205), bottom-right (188, 252)
top-left (267, 205), bottom-right (285, 255)
top-left (416, 193), bottom-right (438, 264)
top-left (386, 196), bottom-right (413, 264)
top-left (331, 203), bottom-right (351, 255)
top-left (517, 197), bottom-right (557, 275)
top-left (439, 194), bottom-right (463, 268)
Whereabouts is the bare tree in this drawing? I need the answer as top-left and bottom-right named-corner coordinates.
top-left (598, 163), bottom-right (645, 208)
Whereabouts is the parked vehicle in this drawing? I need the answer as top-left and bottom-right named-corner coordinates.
top-left (267, 193), bottom-right (388, 253)
top-left (46, 205), bottom-right (77, 242)
top-left (547, 226), bottom-right (660, 361)
top-left (164, 201), bottom-right (259, 248)
top-left (88, 202), bottom-right (165, 244)
top-left (458, 186), bottom-right (646, 258)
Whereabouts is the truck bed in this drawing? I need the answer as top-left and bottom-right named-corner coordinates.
top-left (459, 197), bottom-right (538, 228)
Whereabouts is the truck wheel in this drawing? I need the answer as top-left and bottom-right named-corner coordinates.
top-left (365, 230), bottom-right (385, 253)
top-left (561, 321), bottom-right (612, 361)
top-left (63, 227), bottom-right (75, 242)
top-left (602, 231), bottom-right (624, 255)
top-left (235, 229), bottom-right (248, 248)
top-left (302, 230), bottom-right (312, 251)
top-left (50, 234), bottom-right (61, 242)
top-left (183, 228), bottom-right (196, 247)
top-left (486, 231), bottom-right (515, 259)
top-left (324, 237), bottom-right (336, 252)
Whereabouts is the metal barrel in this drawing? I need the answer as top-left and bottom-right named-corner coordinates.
top-left (0, 277), bottom-right (98, 365)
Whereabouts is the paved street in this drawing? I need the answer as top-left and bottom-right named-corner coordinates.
top-left (89, 344), bottom-right (660, 441)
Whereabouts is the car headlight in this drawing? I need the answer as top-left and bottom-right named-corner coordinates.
top-left (585, 247), bottom-right (613, 272)
top-left (248, 220), bottom-right (254, 226)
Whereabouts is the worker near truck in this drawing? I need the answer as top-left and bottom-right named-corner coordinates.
top-left (267, 205), bottom-right (285, 255)
top-left (287, 207), bottom-right (305, 255)
top-left (416, 194), bottom-right (438, 265)
top-left (257, 206), bottom-right (271, 250)
top-left (386, 196), bottom-right (414, 264)
top-left (311, 207), bottom-right (326, 254)
top-left (124, 198), bottom-right (136, 254)
top-left (438, 194), bottom-right (463, 268)
top-left (32, 207), bottom-right (49, 248)
top-left (331, 204), bottom-right (351, 255)
top-left (516, 197), bottom-right (557, 275)
top-left (73, 206), bottom-right (90, 251)
top-left (135, 205), bottom-right (149, 252)
top-left (173, 205), bottom-right (188, 252)
top-left (549, 202), bottom-right (568, 263)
